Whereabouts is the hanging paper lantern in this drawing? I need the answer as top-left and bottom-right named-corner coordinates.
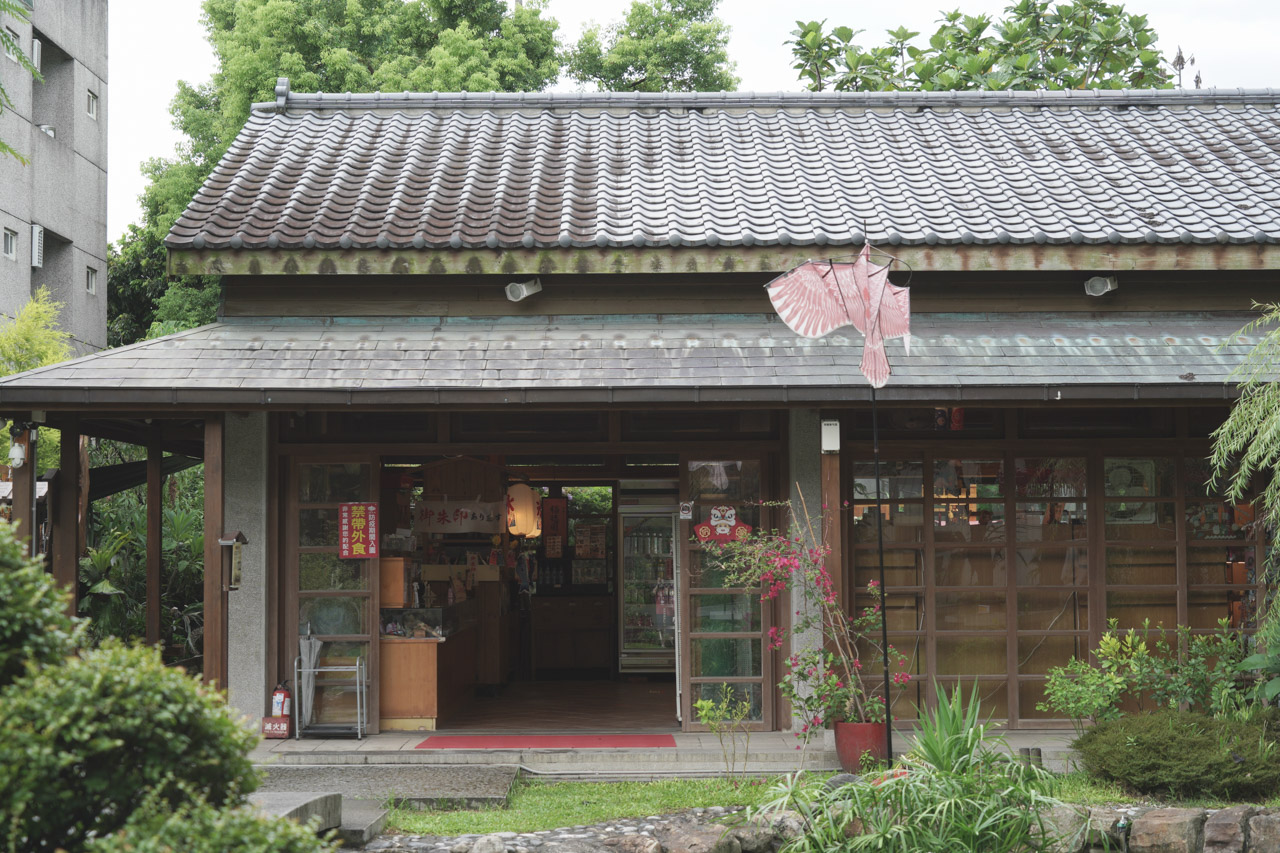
top-left (506, 483), bottom-right (542, 538)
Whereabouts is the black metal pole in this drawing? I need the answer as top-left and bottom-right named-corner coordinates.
top-left (872, 385), bottom-right (893, 761)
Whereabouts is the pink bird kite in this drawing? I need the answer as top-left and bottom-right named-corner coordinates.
top-left (765, 243), bottom-right (910, 389)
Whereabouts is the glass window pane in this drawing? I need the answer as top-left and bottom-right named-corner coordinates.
top-left (937, 636), bottom-right (1006, 675)
top-left (564, 486), bottom-right (614, 516)
top-left (1184, 456), bottom-right (1226, 498)
top-left (690, 594), bottom-right (761, 633)
top-left (1106, 590), bottom-right (1177, 630)
top-left (1018, 680), bottom-right (1059, 719)
top-left (693, 682), bottom-right (762, 722)
top-left (856, 634), bottom-right (926, 673)
top-left (1016, 502), bottom-right (1087, 542)
top-left (1103, 458), bottom-right (1175, 498)
top-left (300, 508), bottom-right (340, 546)
top-left (1187, 546), bottom-right (1256, 585)
top-left (299, 596), bottom-right (369, 636)
top-left (1018, 591), bottom-right (1088, 631)
top-left (934, 503), bottom-right (1005, 543)
top-left (854, 593), bottom-right (925, 631)
top-left (850, 461), bottom-right (924, 499)
top-left (935, 679), bottom-right (1008, 719)
top-left (688, 461), bottom-right (761, 503)
top-left (851, 502), bottom-right (924, 544)
top-left (692, 639), bottom-right (762, 677)
top-left (1186, 502), bottom-right (1258, 540)
top-left (934, 548), bottom-right (1006, 586)
top-left (687, 550), bottom-right (736, 589)
top-left (1016, 547), bottom-right (1087, 587)
top-left (1106, 546), bottom-right (1176, 585)
top-left (936, 592), bottom-right (1006, 631)
top-left (298, 463), bottom-right (368, 503)
top-left (1104, 501), bottom-right (1175, 540)
top-left (299, 553), bottom-right (368, 590)
top-left (1189, 589), bottom-right (1257, 630)
top-left (853, 549), bottom-right (924, 588)
top-left (1015, 458), bottom-right (1087, 497)
top-left (1018, 635), bottom-right (1085, 675)
top-left (934, 459), bottom-right (1005, 498)
top-left (692, 501), bottom-right (760, 533)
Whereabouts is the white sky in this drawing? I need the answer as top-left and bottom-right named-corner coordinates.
top-left (107, 0), bottom-right (1279, 241)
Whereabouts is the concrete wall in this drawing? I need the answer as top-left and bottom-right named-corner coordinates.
top-left (224, 412), bottom-right (271, 722)
top-left (787, 409), bottom-right (823, 733)
top-left (0, 0), bottom-right (107, 354)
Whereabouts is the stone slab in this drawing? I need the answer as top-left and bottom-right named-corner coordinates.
top-left (1130, 808), bottom-right (1206, 853)
top-left (258, 764), bottom-right (518, 808)
top-left (248, 791), bottom-right (342, 831)
top-left (340, 797), bottom-right (389, 846)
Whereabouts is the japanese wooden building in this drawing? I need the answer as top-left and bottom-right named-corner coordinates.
top-left (2, 85), bottom-right (1278, 733)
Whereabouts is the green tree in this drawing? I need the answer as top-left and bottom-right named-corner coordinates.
top-left (791, 0), bottom-right (1172, 92)
top-left (0, 0), bottom-right (41, 163)
top-left (566, 0), bottom-right (738, 92)
top-left (108, 0), bottom-right (563, 348)
top-left (0, 287), bottom-right (73, 472)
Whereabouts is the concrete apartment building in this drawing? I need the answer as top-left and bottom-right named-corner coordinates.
top-left (0, 0), bottom-right (107, 355)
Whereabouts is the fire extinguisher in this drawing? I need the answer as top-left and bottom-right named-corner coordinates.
top-left (271, 680), bottom-right (292, 719)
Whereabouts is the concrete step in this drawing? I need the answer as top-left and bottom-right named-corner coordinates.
top-left (256, 764), bottom-right (518, 809)
top-left (248, 791), bottom-right (342, 832)
top-left (268, 748), bottom-right (841, 771)
top-left (338, 797), bottom-right (389, 847)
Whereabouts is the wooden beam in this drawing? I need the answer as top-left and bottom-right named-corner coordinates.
top-left (11, 425), bottom-right (36, 556)
top-left (821, 451), bottom-right (843, 609)
top-left (146, 427), bottom-right (164, 647)
top-left (169, 243), bottom-right (1280, 277)
top-left (202, 416), bottom-right (226, 688)
top-left (52, 419), bottom-right (80, 614)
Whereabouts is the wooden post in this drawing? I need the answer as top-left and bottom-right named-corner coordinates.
top-left (12, 424), bottom-right (36, 556)
top-left (203, 416), bottom-right (226, 688)
top-left (821, 451), bottom-right (843, 607)
top-left (52, 419), bottom-right (81, 614)
top-left (146, 426), bottom-right (164, 647)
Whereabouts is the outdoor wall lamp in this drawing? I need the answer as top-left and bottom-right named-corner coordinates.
top-left (1084, 275), bottom-right (1119, 296)
top-left (218, 530), bottom-right (248, 591)
top-left (505, 277), bottom-right (542, 302)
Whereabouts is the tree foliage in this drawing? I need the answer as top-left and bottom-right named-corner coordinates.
top-left (0, 286), bottom-right (72, 376)
top-left (790, 0), bottom-right (1172, 92)
top-left (566, 0), bottom-right (737, 92)
top-left (0, 520), bottom-right (84, 689)
top-left (0, 0), bottom-right (41, 163)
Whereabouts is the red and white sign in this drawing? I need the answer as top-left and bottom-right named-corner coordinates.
top-left (414, 500), bottom-right (503, 535)
top-left (261, 716), bottom-right (291, 738)
top-left (339, 502), bottom-right (379, 559)
top-left (694, 505), bottom-right (752, 543)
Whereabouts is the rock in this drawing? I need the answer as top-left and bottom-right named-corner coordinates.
top-left (451, 844), bottom-right (471, 853)
top-left (498, 833), bottom-right (519, 840)
top-left (602, 835), bottom-right (661, 853)
top-left (1204, 806), bottom-right (1257, 853)
top-left (1129, 808), bottom-right (1206, 853)
top-left (1087, 807), bottom-right (1148, 848)
top-left (768, 811), bottom-right (806, 842)
top-left (1248, 811), bottom-right (1280, 851)
top-left (661, 823), bottom-right (741, 853)
top-left (1036, 805), bottom-right (1088, 853)
top-left (823, 773), bottom-right (862, 792)
top-left (473, 836), bottom-right (508, 853)
top-left (728, 825), bottom-right (777, 853)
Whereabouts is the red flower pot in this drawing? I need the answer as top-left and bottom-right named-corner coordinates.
top-left (834, 721), bottom-right (889, 772)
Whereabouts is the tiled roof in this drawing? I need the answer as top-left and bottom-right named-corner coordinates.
top-left (166, 84), bottom-right (1280, 253)
top-left (0, 313), bottom-right (1253, 406)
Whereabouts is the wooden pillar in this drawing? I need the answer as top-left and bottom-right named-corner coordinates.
top-left (52, 419), bottom-right (81, 614)
top-left (203, 416), bottom-right (226, 688)
top-left (12, 424), bottom-right (36, 556)
top-left (146, 426), bottom-right (164, 647)
top-left (821, 452), bottom-right (843, 607)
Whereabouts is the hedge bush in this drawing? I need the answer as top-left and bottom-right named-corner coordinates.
top-left (0, 519), bottom-right (83, 687)
top-left (0, 640), bottom-right (259, 852)
top-left (85, 794), bottom-right (337, 853)
top-left (1074, 709), bottom-right (1280, 800)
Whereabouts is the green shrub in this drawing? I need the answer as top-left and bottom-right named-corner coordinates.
top-left (86, 793), bottom-right (337, 853)
top-left (0, 640), bottom-right (259, 852)
top-left (1074, 709), bottom-right (1280, 801)
top-left (0, 519), bottom-right (83, 687)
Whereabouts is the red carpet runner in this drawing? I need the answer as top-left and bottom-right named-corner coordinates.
top-left (416, 734), bottom-right (677, 749)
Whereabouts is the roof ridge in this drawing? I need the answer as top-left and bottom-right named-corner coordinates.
top-left (252, 79), bottom-right (1280, 113)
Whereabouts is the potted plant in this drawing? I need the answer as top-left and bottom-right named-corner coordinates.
top-left (709, 499), bottom-right (910, 770)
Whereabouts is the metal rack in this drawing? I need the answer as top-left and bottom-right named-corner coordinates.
top-left (293, 655), bottom-right (367, 739)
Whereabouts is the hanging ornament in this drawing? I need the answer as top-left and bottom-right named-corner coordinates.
top-left (506, 483), bottom-right (543, 538)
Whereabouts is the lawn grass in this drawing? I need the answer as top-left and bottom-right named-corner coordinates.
top-left (1052, 771), bottom-right (1280, 810)
top-left (386, 777), bottom-right (775, 837)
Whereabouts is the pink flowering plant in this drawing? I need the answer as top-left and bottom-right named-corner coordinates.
top-left (708, 498), bottom-right (910, 741)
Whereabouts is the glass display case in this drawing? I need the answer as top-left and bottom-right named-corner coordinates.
top-left (618, 510), bottom-right (678, 672)
top-left (379, 600), bottom-right (476, 639)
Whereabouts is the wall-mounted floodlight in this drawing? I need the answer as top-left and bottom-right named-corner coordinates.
top-left (505, 278), bottom-right (543, 302)
top-left (1084, 275), bottom-right (1118, 297)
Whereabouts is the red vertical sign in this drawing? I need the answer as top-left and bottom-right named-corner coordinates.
top-left (339, 502), bottom-right (379, 559)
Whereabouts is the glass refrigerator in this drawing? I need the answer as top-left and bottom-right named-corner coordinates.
top-left (618, 508), bottom-right (679, 675)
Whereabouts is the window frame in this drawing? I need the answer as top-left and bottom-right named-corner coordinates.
top-left (86, 90), bottom-right (98, 120)
top-left (3, 28), bottom-right (18, 62)
top-left (1, 228), bottom-right (16, 261)
top-left (85, 266), bottom-right (97, 294)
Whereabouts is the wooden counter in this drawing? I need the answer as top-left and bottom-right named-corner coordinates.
top-left (379, 627), bottom-right (477, 731)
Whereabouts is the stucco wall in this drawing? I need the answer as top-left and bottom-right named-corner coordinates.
top-left (224, 412), bottom-right (270, 722)
top-left (787, 408), bottom-right (823, 733)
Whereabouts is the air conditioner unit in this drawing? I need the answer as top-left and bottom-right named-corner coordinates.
top-left (31, 38), bottom-right (40, 73)
top-left (30, 224), bottom-right (43, 269)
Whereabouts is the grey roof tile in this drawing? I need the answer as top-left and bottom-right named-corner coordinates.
top-left (166, 88), bottom-right (1280, 253)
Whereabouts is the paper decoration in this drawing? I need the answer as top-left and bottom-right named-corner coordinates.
top-left (694, 505), bottom-right (752, 543)
top-left (339, 502), bottom-right (379, 559)
top-left (414, 500), bottom-right (503, 535)
top-left (575, 522), bottom-right (607, 559)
